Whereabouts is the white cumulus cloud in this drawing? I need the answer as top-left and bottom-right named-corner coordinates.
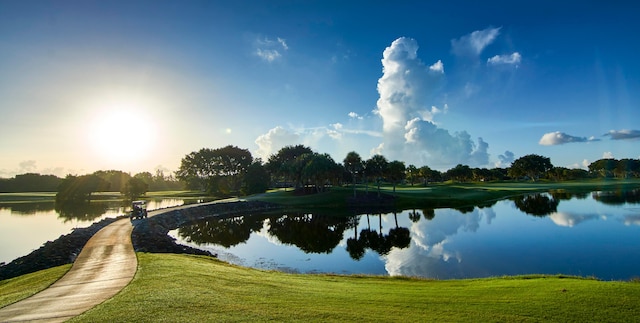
top-left (487, 52), bottom-right (521, 66)
top-left (451, 27), bottom-right (501, 57)
top-left (348, 112), bottom-right (363, 120)
top-left (376, 37), bottom-right (489, 167)
top-left (254, 126), bottom-right (300, 159)
top-left (539, 131), bottom-right (598, 145)
top-left (429, 60), bottom-right (444, 73)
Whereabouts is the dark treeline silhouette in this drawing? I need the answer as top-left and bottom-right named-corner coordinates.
top-left (1, 169), bottom-right (183, 195)
top-left (4, 149), bottom-right (639, 196)
top-left (0, 173), bottom-right (62, 192)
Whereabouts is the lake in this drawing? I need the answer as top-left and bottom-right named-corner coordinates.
top-left (2, 190), bottom-right (639, 280)
top-left (0, 198), bottom-right (184, 264)
top-left (168, 190), bottom-right (640, 280)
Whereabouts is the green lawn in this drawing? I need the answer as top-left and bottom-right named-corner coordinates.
top-left (63, 253), bottom-right (640, 322)
top-left (250, 179), bottom-right (640, 210)
top-left (0, 264), bottom-right (71, 308)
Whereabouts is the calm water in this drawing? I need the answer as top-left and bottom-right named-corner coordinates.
top-left (0, 199), bottom-right (184, 264)
top-left (170, 190), bottom-right (640, 280)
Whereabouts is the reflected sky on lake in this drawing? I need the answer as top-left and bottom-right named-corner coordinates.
top-left (172, 192), bottom-right (640, 280)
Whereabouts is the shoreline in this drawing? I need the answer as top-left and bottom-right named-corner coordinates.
top-left (0, 200), bottom-right (280, 281)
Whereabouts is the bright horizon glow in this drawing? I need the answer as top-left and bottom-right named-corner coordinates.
top-left (1, 2), bottom-right (639, 178)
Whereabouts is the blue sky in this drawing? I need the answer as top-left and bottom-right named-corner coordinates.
top-left (1, 1), bottom-right (639, 177)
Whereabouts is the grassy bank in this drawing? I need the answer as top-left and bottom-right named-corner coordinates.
top-left (58, 253), bottom-right (640, 322)
top-left (249, 179), bottom-right (640, 210)
top-left (0, 264), bottom-right (70, 308)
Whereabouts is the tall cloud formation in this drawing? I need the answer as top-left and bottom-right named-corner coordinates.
top-left (539, 131), bottom-right (598, 145)
top-left (375, 37), bottom-right (489, 167)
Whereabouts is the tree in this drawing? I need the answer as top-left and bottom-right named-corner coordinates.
top-left (508, 154), bottom-right (553, 181)
top-left (386, 160), bottom-right (406, 192)
top-left (242, 160), bottom-right (270, 195)
top-left (588, 158), bottom-right (618, 178)
top-left (265, 145), bottom-right (313, 190)
top-left (365, 154), bottom-right (388, 197)
top-left (0, 173), bottom-right (62, 192)
top-left (406, 164), bottom-right (418, 186)
top-left (446, 164), bottom-right (473, 182)
top-left (418, 165), bottom-right (440, 185)
top-left (122, 177), bottom-right (148, 200)
top-left (343, 151), bottom-right (363, 197)
top-left (303, 153), bottom-right (341, 192)
top-left (176, 145), bottom-right (253, 194)
top-left (93, 170), bottom-right (131, 192)
top-left (56, 174), bottom-right (110, 203)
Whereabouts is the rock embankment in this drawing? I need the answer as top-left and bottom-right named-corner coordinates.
top-left (131, 200), bottom-right (279, 255)
top-left (0, 200), bottom-right (280, 281)
top-left (0, 217), bottom-right (122, 281)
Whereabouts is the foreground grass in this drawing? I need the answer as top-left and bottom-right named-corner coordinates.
top-left (67, 253), bottom-right (640, 322)
top-left (0, 264), bottom-right (70, 308)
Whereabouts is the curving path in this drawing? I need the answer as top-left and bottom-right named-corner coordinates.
top-left (0, 218), bottom-right (137, 322)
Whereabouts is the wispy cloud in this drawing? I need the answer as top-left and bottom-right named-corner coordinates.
top-left (539, 131), bottom-right (599, 145)
top-left (255, 36), bottom-right (289, 62)
top-left (487, 52), bottom-right (521, 66)
top-left (603, 129), bottom-right (640, 140)
top-left (451, 27), bottom-right (501, 57)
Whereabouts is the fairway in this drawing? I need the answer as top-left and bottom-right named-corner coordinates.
top-left (65, 253), bottom-right (640, 322)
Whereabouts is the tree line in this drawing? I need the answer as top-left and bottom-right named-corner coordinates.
top-left (3, 146), bottom-right (639, 199)
top-left (175, 145), bottom-right (640, 197)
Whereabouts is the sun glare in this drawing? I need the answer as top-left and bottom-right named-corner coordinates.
top-left (88, 101), bottom-right (157, 168)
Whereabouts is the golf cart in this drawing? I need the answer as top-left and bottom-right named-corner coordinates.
top-left (130, 200), bottom-right (148, 220)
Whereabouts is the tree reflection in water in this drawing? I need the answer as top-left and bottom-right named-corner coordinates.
top-left (0, 202), bottom-right (55, 215)
top-left (268, 213), bottom-right (349, 254)
top-left (592, 189), bottom-right (640, 205)
top-left (177, 215), bottom-right (268, 248)
top-left (54, 200), bottom-right (110, 222)
top-left (512, 193), bottom-right (559, 217)
top-left (347, 212), bottom-right (412, 259)
top-left (175, 211), bottom-right (413, 259)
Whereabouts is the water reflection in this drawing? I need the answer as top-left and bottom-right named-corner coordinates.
top-left (592, 189), bottom-right (640, 205)
top-left (55, 201), bottom-right (110, 222)
top-left (178, 215), bottom-right (267, 248)
top-left (170, 190), bottom-right (640, 280)
top-left (0, 198), bottom-right (185, 264)
top-left (0, 202), bottom-right (55, 215)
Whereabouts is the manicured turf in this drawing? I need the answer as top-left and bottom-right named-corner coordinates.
top-left (0, 264), bottom-right (70, 308)
top-left (66, 253), bottom-right (640, 322)
top-left (250, 179), bottom-right (640, 210)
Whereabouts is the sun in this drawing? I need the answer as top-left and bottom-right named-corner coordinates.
top-left (88, 101), bottom-right (157, 167)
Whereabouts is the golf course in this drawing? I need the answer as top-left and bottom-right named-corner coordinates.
top-left (2, 179), bottom-right (640, 321)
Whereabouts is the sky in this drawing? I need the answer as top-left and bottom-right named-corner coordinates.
top-left (1, 1), bottom-right (639, 178)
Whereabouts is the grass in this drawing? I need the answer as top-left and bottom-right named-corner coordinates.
top-left (249, 179), bottom-right (640, 210)
top-left (61, 253), bottom-right (640, 322)
top-left (0, 264), bottom-right (70, 308)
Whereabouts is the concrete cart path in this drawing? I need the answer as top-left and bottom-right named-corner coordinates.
top-left (0, 218), bottom-right (137, 323)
